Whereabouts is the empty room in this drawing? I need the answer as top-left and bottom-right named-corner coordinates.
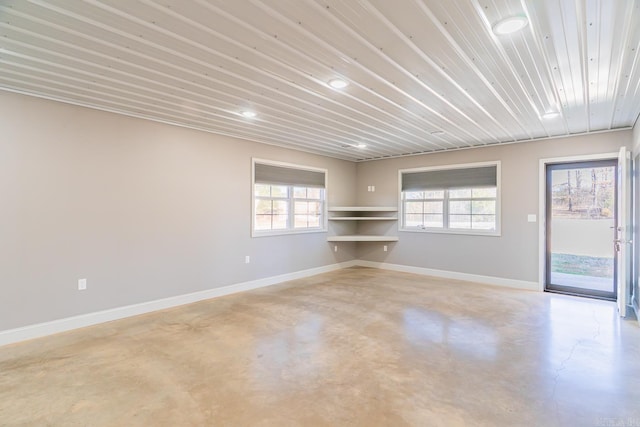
top-left (1, 1), bottom-right (640, 426)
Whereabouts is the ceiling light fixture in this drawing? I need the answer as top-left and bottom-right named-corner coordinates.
top-left (542, 111), bottom-right (560, 119)
top-left (356, 143), bottom-right (367, 149)
top-left (241, 110), bottom-right (257, 118)
top-left (492, 15), bottom-right (528, 35)
top-left (328, 78), bottom-right (349, 89)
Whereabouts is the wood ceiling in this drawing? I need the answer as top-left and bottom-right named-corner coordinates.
top-left (1, 0), bottom-right (639, 161)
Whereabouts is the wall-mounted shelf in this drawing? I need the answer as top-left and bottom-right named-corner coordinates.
top-left (328, 206), bottom-right (397, 212)
top-left (327, 206), bottom-right (398, 243)
top-left (327, 235), bottom-right (399, 242)
top-left (329, 217), bottom-right (397, 221)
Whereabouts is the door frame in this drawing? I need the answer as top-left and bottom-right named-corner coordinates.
top-left (538, 152), bottom-right (618, 292)
top-left (544, 159), bottom-right (618, 299)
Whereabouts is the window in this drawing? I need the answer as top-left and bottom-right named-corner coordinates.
top-left (253, 159), bottom-right (326, 236)
top-left (400, 162), bottom-right (500, 235)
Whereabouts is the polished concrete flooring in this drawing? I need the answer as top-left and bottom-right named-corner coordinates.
top-left (1, 267), bottom-right (639, 426)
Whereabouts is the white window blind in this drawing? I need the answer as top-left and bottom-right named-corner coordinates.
top-left (254, 163), bottom-right (325, 188)
top-left (402, 166), bottom-right (497, 191)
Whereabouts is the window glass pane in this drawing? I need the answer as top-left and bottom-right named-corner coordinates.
top-left (308, 215), bottom-right (320, 228)
top-left (255, 184), bottom-right (271, 197)
top-left (425, 190), bottom-right (445, 199)
top-left (272, 215), bottom-right (288, 229)
top-left (424, 214), bottom-right (443, 228)
top-left (405, 214), bottom-right (423, 227)
top-left (405, 201), bottom-right (424, 214)
top-left (255, 199), bottom-right (273, 214)
top-left (309, 201), bottom-right (321, 215)
top-left (295, 214), bottom-right (321, 228)
top-left (472, 215), bottom-right (496, 230)
top-left (472, 187), bottom-right (497, 198)
top-left (449, 188), bottom-right (472, 198)
top-left (294, 215), bottom-right (307, 228)
top-left (293, 187), bottom-right (307, 198)
top-left (255, 215), bottom-right (272, 230)
top-left (472, 200), bottom-right (496, 215)
top-left (271, 185), bottom-right (288, 198)
top-left (307, 188), bottom-right (322, 199)
top-left (450, 214), bottom-right (471, 229)
top-left (294, 201), bottom-right (308, 214)
top-left (424, 201), bottom-right (443, 214)
top-left (405, 191), bottom-right (424, 200)
top-left (273, 200), bottom-right (288, 215)
top-left (450, 200), bottom-right (471, 214)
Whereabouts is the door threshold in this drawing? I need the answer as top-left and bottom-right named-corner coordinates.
top-left (544, 288), bottom-right (616, 302)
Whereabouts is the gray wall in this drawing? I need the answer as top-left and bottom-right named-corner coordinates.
top-left (2, 89), bottom-right (634, 332)
top-left (355, 132), bottom-right (631, 283)
top-left (0, 92), bottom-right (356, 331)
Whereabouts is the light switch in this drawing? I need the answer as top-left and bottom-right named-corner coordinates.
top-left (527, 214), bottom-right (537, 223)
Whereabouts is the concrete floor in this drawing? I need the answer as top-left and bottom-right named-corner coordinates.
top-left (1, 267), bottom-right (639, 426)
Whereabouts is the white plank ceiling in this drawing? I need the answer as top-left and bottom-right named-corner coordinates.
top-left (1, 0), bottom-right (639, 161)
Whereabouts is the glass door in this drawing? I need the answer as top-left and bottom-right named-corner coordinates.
top-left (545, 160), bottom-right (617, 300)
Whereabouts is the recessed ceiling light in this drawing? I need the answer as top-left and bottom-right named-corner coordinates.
top-left (492, 15), bottom-right (528, 35)
top-left (356, 143), bottom-right (367, 149)
top-left (241, 110), bottom-right (257, 118)
top-left (542, 111), bottom-right (560, 119)
top-left (328, 78), bottom-right (349, 89)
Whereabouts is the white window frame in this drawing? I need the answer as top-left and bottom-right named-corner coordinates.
top-left (252, 158), bottom-right (328, 237)
top-left (398, 161), bottom-right (501, 237)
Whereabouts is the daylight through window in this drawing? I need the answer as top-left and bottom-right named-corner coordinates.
top-left (400, 162), bottom-right (500, 235)
top-left (253, 160), bottom-right (326, 236)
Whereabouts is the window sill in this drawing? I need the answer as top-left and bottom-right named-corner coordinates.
top-left (399, 227), bottom-right (501, 237)
top-left (252, 228), bottom-right (327, 238)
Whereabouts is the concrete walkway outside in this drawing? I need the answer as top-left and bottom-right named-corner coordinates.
top-left (550, 271), bottom-right (614, 292)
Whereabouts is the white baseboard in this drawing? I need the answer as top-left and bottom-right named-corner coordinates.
top-left (354, 260), bottom-right (539, 291)
top-left (0, 260), bottom-right (358, 347)
top-left (0, 259), bottom-right (536, 347)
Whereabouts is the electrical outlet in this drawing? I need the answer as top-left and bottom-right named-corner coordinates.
top-left (245, 255), bottom-right (250, 264)
top-left (78, 278), bottom-right (87, 291)
top-left (383, 245), bottom-right (388, 252)
top-left (334, 245), bottom-right (338, 252)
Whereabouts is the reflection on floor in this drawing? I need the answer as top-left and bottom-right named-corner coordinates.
top-left (0, 267), bottom-right (638, 426)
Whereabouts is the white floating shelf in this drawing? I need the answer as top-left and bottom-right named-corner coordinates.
top-left (328, 206), bottom-right (397, 212)
top-left (327, 235), bottom-right (399, 242)
top-left (329, 216), bottom-right (397, 221)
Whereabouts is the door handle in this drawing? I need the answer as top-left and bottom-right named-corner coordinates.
top-left (614, 239), bottom-right (633, 252)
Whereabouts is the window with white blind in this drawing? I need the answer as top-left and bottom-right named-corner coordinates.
top-left (252, 159), bottom-right (327, 236)
top-left (399, 162), bottom-right (500, 236)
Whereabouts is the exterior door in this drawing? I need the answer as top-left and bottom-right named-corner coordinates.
top-left (616, 147), bottom-right (631, 316)
top-left (545, 160), bottom-right (617, 300)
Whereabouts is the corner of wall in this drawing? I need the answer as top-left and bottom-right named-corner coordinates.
top-left (632, 115), bottom-right (640, 154)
